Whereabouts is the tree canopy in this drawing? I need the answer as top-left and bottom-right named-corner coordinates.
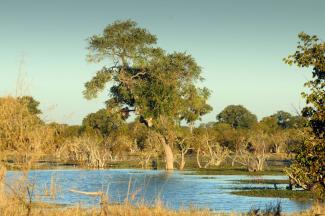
top-left (284, 32), bottom-right (325, 198)
top-left (271, 111), bottom-right (293, 129)
top-left (216, 105), bottom-right (257, 129)
top-left (82, 108), bottom-right (125, 137)
top-left (84, 20), bottom-right (211, 126)
top-left (260, 111), bottom-right (307, 130)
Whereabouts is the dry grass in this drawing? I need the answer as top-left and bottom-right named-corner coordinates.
top-left (293, 202), bottom-right (325, 216)
top-left (0, 96), bottom-right (55, 166)
top-left (0, 199), bottom-right (323, 216)
top-left (0, 202), bottom-right (221, 216)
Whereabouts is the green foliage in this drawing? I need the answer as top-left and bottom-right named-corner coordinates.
top-left (83, 19), bottom-right (212, 164)
top-left (234, 179), bottom-right (289, 184)
top-left (126, 121), bottom-right (149, 150)
top-left (17, 96), bottom-right (42, 115)
top-left (216, 105), bottom-right (257, 129)
top-left (180, 86), bottom-right (213, 125)
top-left (83, 69), bottom-right (112, 100)
top-left (259, 116), bottom-right (280, 133)
top-left (232, 189), bottom-right (314, 201)
top-left (284, 32), bottom-right (325, 199)
top-left (48, 123), bottom-right (81, 142)
top-left (258, 111), bottom-right (307, 134)
top-left (271, 111), bottom-right (293, 129)
top-left (82, 108), bottom-right (125, 137)
top-left (87, 19), bottom-right (157, 64)
top-left (211, 123), bottom-right (240, 151)
top-left (290, 115), bottom-right (308, 128)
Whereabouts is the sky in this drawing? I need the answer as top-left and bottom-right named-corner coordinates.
top-left (1, 0), bottom-right (324, 125)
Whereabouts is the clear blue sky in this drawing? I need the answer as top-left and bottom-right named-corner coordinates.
top-left (1, 0), bottom-right (324, 125)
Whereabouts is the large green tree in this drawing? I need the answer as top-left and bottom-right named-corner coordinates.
top-left (216, 105), bottom-right (257, 129)
top-left (271, 111), bottom-right (293, 129)
top-left (260, 111), bottom-right (307, 132)
top-left (83, 20), bottom-right (211, 170)
top-left (284, 32), bottom-right (325, 198)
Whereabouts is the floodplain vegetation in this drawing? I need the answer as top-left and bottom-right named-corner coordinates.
top-left (0, 20), bottom-right (324, 215)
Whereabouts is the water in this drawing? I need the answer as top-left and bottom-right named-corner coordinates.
top-left (5, 169), bottom-right (311, 213)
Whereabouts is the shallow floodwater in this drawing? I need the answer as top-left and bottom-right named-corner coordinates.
top-left (6, 169), bottom-right (311, 213)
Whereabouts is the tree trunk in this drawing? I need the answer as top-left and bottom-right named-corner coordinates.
top-left (275, 144), bottom-right (281, 154)
top-left (196, 148), bottom-right (202, 168)
top-left (179, 152), bottom-right (185, 170)
top-left (189, 122), bottom-right (194, 134)
top-left (158, 135), bottom-right (174, 170)
top-left (256, 157), bottom-right (265, 171)
top-left (204, 160), bottom-right (211, 168)
top-left (163, 143), bottom-right (174, 170)
top-left (231, 153), bottom-right (238, 167)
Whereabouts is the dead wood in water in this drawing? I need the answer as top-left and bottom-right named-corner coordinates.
top-left (69, 189), bottom-right (103, 196)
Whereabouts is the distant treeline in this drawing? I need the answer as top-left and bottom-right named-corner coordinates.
top-left (0, 95), bottom-right (307, 172)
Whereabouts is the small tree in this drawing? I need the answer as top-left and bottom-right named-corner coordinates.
top-left (269, 130), bottom-right (289, 154)
top-left (193, 127), bottom-right (229, 169)
top-left (284, 32), bottom-right (325, 198)
top-left (237, 130), bottom-right (270, 172)
top-left (61, 135), bottom-right (109, 168)
top-left (259, 118), bottom-right (289, 154)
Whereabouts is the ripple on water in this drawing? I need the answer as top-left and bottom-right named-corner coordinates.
top-left (5, 169), bottom-right (311, 212)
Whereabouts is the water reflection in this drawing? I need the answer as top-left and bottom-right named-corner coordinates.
top-left (5, 169), bottom-right (311, 213)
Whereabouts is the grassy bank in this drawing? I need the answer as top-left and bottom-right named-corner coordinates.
top-left (185, 166), bottom-right (284, 176)
top-left (0, 200), bottom-right (324, 216)
top-left (233, 179), bottom-right (289, 184)
top-left (231, 189), bottom-right (314, 201)
top-left (0, 202), bottom-right (215, 216)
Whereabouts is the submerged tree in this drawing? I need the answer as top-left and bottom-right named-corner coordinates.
top-left (284, 32), bottom-right (325, 198)
top-left (83, 20), bottom-right (211, 170)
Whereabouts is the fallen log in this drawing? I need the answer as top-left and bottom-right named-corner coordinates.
top-left (69, 189), bottom-right (103, 196)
